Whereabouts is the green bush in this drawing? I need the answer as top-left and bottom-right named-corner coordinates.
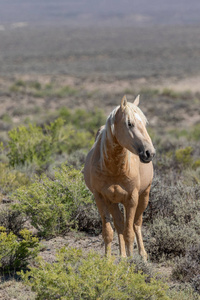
top-left (0, 163), bottom-right (30, 195)
top-left (7, 118), bottom-right (94, 170)
top-left (58, 107), bottom-right (106, 134)
top-left (73, 108), bottom-right (106, 133)
top-left (175, 146), bottom-right (193, 167)
top-left (8, 123), bottom-right (52, 168)
top-left (193, 159), bottom-right (200, 170)
top-left (168, 123), bottom-right (200, 142)
top-left (20, 247), bottom-right (169, 300)
top-left (14, 79), bottom-right (26, 87)
top-left (0, 227), bottom-right (40, 274)
top-left (14, 164), bottom-right (93, 237)
top-left (31, 84), bottom-right (78, 98)
top-left (168, 284), bottom-right (200, 300)
top-left (161, 88), bottom-right (180, 99)
top-left (0, 207), bottom-right (25, 235)
top-left (4, 109), bottom-right (104, 172)
top-left (28, 81), bottom-right (42, 90)
top-left (190, 123), bottom-right (200, 141)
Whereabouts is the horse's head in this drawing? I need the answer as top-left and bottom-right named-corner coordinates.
top-left (114, 95), bottom-right (156, 163)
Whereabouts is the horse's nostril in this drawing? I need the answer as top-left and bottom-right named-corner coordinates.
top-left (146, 150), bottom-right (150, 159)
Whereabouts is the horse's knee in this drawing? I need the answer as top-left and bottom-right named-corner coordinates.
top-left (102, 222), bottom-right (113, 244)
top-left (134, 214), bottom-right (143, 227)
top-left (123, 227), bottom-right (135, 244)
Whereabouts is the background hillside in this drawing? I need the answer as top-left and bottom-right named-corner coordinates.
top-left (1, 0), bottom-right (200, 26)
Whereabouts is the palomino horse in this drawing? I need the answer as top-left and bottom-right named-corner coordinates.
top-left (84, 95), bottom-right (155, 260)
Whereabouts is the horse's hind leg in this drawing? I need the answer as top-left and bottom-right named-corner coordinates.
top-left (94, 192), bottom-right (113, 257)
top-left (108, 203), bottom-right (126, 257)
top-left (134, 184), bottom-right (151, 261)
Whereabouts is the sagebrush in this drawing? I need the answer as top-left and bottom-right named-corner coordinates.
top-left (14, 164), bottom-right (94, 237)
top-left (20, 247), bottom-right (170, 300)
top-left (0, 227), bottom-right (40, 274)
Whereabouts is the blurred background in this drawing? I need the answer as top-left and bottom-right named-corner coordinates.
top-left (1, 0), bottom-right (200, 79)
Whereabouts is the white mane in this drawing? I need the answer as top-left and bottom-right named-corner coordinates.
top-left (96, 102), bottom-right (148, 169)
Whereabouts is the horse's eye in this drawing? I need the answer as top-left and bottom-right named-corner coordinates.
top-left (128, 120), bottom-right (134, 128)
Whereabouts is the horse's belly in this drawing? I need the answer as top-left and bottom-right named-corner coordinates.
top-left (102, 184), bottom-right (128, 203)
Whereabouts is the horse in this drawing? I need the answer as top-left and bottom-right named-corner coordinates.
top-left (84, 95), bottom-right (155, 260)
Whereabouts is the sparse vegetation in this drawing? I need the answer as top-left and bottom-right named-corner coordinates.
top-left (0, 23), bottom-right (200, 299)
top-left (20, 247), bottom-right (170, 300)
top-left (0, 90), bottom-right (199, 298)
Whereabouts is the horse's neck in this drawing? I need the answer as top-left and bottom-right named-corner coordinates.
top-left (101, 129), bottom-right (129, 174)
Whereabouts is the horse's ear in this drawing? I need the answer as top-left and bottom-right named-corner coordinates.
top-left (133, 95), bottom-right (140, 106)
top-left (121, 95), bottom-right (127, 111)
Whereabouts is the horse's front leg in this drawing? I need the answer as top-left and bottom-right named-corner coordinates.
top-left (134, 184), bottom-right (151, 261)
top-left (94, 192), bottom-right (113, 257)
top-left (108, 203), bottom-right (126, 257)
top-left (124, 190), bottom-right (138, 256)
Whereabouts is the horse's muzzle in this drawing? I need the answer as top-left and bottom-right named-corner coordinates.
top-left (139, 149), bottom-right (156, 163)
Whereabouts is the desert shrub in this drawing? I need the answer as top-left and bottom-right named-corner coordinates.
top-left (58, 106), bottom-right (72, 120)
top-left (28, 81), bottom-right (42, 90)
top-left (75, 203), bottom-right (101, 234)
top-left (145, 179), bottom-right (200, 260)
top-left (193, 159), bottom-right (200, 170)
top-left (67, 149), bottom-right (87, 169)
top-left (6, 118), bottom-right (93, 170)
top-left (0, 113), bottom-right (13, 124)
top-left (31, 84), bottom-right (78, 98)
top-left (140, 87), bottom-right (159, 97)
top-left (61, 125), bottom-right (94, 154)
top-left (168, 284), bottom-right (200, 300)
top-left (56, 85), bottom-right (78, 97)
top-left (175, 146), bottom-right (193, 167)
top-left (14, 79), bottom-right (26, 87)
top-left (172, 243), bottom-right (200, 293)
top-left (146, 179), bottom-right (200, 223)
top-left (45, 117), bottom-right (93, 154)
top-left (0, 163), bottom-right (30, 195)
top-left (190, 123), bottom-right (200, 141)
top-left (129, 254), bottom-right (154, 282)
top-left (168, 123), bottom-right (200, 142)
top-left (20, 247), bottom-right (169, 300)
top-left (73, 108), bottom-right (106, 133)
top-left (9, 80), bottom-right (25, 92)
top-left (161, 88), bottom-right (180, 99)
top-left (146, 217), bottom-right (198, 260)
top-left (0, 207), bottom-right (25, 235)
top-left (0, 227), bottom-right (40, 274)
top-left (58, 107), bottom-right (106, 134)
top-left (13, 164), bottom-right (93, 237)
top-left (8, 123), bottom-right (52, 169)
top-left (4, 109), bottom-right (104, 172)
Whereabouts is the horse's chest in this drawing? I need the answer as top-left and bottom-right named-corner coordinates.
top-left (101, 183), bottom-right (129, 203)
